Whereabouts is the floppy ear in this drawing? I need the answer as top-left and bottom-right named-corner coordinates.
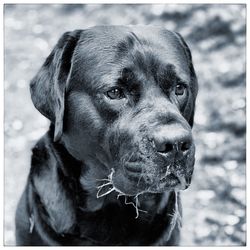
top-left (172, 32), bottom-right (198, 127)
top-left (30, 30), bottom-right (82, 141)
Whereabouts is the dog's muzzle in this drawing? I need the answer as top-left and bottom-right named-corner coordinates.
top-left (109, 123), bottom-right (195, 196)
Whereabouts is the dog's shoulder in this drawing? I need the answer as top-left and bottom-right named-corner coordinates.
top-left (15, 132), bottom-right (53, 245)
top-left (28, 128), bottom-right (78, 237)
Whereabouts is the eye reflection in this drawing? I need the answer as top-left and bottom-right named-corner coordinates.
top-left (107, 88), bottom-right (125, 100)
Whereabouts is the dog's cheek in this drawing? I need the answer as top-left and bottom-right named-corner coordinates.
top-left (106, 115), bottom-right (140, 162)
top-left (62, 92), bottom-right (105, 161)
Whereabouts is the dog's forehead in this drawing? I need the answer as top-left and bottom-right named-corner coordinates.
top-left (71, 26), bottom-right (191, 88)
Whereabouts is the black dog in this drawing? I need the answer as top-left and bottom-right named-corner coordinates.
top-left (15, 26), bottom-right (198, 246)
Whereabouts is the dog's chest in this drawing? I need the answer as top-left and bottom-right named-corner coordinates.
top-left (66, 196), bottom-right (177, 246)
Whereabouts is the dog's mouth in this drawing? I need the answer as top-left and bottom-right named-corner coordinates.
top-left (94, 161), bottom-right (192, 218)
top-left (158, 172), bottom-right (190, 191)
top-left (96, 161), bottom-right (192, 198)
top-left (159, 173), bottom-right (180, 185)
top-left (158, 162), bottom-right (192, 190)
top-left (146, 167), bottom-right (191, 194)
top-left (122, 158), bottom-right (192, 192)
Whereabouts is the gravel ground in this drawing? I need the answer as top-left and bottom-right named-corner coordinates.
top-left (4, 4), bottom-right (246, 246)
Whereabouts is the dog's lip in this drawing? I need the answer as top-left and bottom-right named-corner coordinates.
top-left (159, 173), bottom-right (180, 186)
top-left (124, 162), bottom-right (143, 173)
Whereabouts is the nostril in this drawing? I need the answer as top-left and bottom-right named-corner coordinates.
top-left (158, 142), bottom-right (174, 154)
top-left (153, 128), bottom-right (192, 154)
top-left (164, 143), bottom-right (174, 153)
top-left (180, 141), bottom-right (191, 152)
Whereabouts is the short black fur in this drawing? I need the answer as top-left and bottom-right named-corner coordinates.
top-left (16, 26), bottom-right (198, 246)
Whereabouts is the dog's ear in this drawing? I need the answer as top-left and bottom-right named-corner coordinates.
top-left (30, 30), bottom-right (82, 141)
top-left (172, 32), bottom-right (198, 127)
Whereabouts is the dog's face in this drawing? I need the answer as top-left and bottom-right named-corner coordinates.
top-left (30, 26), bottom-right (198, 197)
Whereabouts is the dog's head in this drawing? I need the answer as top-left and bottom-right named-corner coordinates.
top-left (30, 26), bottom-right (198, 198)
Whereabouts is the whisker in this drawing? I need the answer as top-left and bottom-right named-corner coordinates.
top-left (165, 164), bottom-right (171, 176)
top-left (96, 182), bottom-right (113, 189)
top-left (96, 186), bottom-right (115, 198)
top-left (136, 172), bottom-right (143, 187)
top-left (166, 191), bottom-right (182, 241)
top-left (117, 193), bottom-right (125, 199)
top-left (124, 195), bottom-right (147, 219)
top-left (95, 168), bottom-right (148, 219)
top-left (96, 178), bottom-right (110, 182)
top-left (127, 151), bottom-right (135, 162)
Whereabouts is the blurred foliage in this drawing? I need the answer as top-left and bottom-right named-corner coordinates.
top-left (4, 4), bottom-right (246, 246)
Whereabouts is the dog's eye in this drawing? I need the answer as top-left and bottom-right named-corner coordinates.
top-left (175, 84), bottom-right (186, 96)
top-left (107, 88), bottom-right (125, 99)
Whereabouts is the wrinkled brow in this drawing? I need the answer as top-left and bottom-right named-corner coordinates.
top-left (117, 68), bottom-right (141, 91)
top-left (157, 64), bottom-right (188, 90)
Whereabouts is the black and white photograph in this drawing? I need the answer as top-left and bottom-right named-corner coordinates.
top-left (3, 2), bottom-right (246, 246)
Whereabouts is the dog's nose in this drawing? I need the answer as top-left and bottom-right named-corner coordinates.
top-left (153, 125), bottom-right (192, 158)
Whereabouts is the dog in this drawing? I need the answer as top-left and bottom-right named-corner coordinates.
top-left (15, 26), bottom-right (198, 246)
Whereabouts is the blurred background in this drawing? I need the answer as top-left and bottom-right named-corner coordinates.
top-left (4, 4), bottom-right (246, 246)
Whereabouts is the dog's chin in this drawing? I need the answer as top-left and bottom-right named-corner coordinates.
top-left (148, 174), bottom-right (190, 193)
top-left (112, 170), bottom-right (191, 196)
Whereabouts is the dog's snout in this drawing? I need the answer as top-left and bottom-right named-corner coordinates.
top-left (153, 125), bottom-right (192, 158)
